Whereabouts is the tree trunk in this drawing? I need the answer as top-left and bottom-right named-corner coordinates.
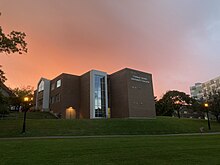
top-left (216, 115), bottom-right (220, 123)
top-left (21, 109), bottom-right (27, 133)
top-left (177, 109), bottom-right (180, 119)
top-left (215, 115), bottom-right (218, 122)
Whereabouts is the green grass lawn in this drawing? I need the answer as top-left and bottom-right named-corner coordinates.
top-left (0, 113), bottom-right (220, 137)
top-left (4, 111), bottom-right (57, 119)
top-left (1, 135), bottom-right (220, 165)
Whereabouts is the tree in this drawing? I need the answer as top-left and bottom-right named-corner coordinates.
top-left (0, 12), bottom-right (27, 82)
top-left (156, 90), bottom-right (193, 118)
top-left (0, 65), bottom-right (7, 83)
top-left (0, 91), bottom-right (9, 119)
top-left (190, 98), bottom-right (204, 114)
top-left (12, 86), bottom-right (34, 98)
top-left (0, 13), bottom-right (27, 54)
top-left (0, 27), bottom-right (27, 54)
top-left (10, 86), bottom-right (34, 110)
top-left (208, 91), bottom-right (220, 122)
top-left (156, 97), bottom-right (174, 116)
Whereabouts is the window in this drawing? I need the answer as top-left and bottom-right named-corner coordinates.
top-left (94, 75), bottom-right (106, 117)
top-left (38, 80), bottom-right (44, 92)
top-left (51, 83), bottom-right (55, 91)
top-left (50, 96), bottom-right (55, 104)
top-left (55, 94), bottom-right (60, 102)
top-left (56, 79), bottom-right (61, 88)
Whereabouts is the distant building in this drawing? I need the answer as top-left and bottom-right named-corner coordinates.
top-left (34, 68), bottom-right (156, 119)
top-left (190, 83), bottom-right (203, 100)
top-left (202, 76), bottom-right (220, 99)
top-left (190, 76), bottom-right (220, 100)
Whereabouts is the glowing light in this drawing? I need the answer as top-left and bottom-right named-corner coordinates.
top-left (66, 107), bottom-right (76, 119)
top-left (24, 97), bottom-right (29, 102)
top-left (204, 103), bottom-right (209, 108)
top-left (175, 100), bottom-right (180, 104)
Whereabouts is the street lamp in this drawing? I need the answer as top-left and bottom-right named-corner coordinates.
top-left (204, 103), bottom-right (211, 130)
top-left (22, 96), bottom-right (29, 134)
top-left (24, 97), bottom-right (29, 102)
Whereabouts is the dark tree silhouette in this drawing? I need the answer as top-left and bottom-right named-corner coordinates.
top-left (208, 92), bottom-right (220, 122)
top-left (156, 90), bottom-right (193, 118)
top-left (0, 65), bottom-right (7, 83)
top-left (0, 12), bottom-right (27, 54)
top-left (0, 12), bottom-right (28, 83)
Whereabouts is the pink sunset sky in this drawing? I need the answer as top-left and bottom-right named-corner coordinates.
top-left (1, 0), bottom-right (220, 98)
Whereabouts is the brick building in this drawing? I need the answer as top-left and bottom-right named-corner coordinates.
top-left (35, 68), bottom-right (156, 119)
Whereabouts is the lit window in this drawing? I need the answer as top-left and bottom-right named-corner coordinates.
top-left (94, 75), bottom-right (106, 118)
top-left (56, 79), bottom-right (61, 88)
top-left (38, 80), bottom-right (44, 92)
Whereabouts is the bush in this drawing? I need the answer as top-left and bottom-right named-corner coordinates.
top-left (0, 104), bottom-right (9, 118)
top-left (0, 92), bottom-right (9, 118)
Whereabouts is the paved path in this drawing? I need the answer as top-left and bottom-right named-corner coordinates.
top-left (1, 132), bottom-right (220, 140)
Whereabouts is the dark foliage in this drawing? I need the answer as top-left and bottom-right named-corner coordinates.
top-left (156, 90), bottom-right (194, 117)
top-left (0, 26), bottom-right (27, 54)
top-left (0, 92), bottom-right (9, 117)
top-left (0, 65), bottom-right (7, 83)
top-left (208, 92), bottom-right (220, 122)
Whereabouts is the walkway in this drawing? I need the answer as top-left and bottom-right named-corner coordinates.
top-left (1, 132), bottom-right (220, 140)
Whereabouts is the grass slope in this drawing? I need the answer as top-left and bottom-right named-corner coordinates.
top-left (1, 135), bottom-right (220, 164)
top-left (4, 112), bottom-right (57, 119)
top-left (0, 114), bottom-right (220, 137)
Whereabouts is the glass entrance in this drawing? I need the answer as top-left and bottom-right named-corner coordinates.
top-left (94, 75), bottom-right (106, 117)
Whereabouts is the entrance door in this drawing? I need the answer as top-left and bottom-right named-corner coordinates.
top-left (66, 107), bottom-right (76, 119)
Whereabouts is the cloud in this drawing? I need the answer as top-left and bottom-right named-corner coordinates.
top-left (1, 0), bottom-right (220, 96)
